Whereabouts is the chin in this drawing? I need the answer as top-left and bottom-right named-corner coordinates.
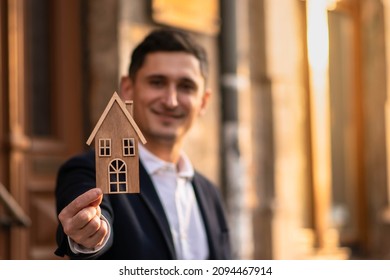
top-left (155, 134), bottom-right (179, 142)
top-left (148, 129), bottom-right (179, 141)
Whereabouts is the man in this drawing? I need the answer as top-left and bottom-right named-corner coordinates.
top-left (55, 29), bottom-right (231, 260)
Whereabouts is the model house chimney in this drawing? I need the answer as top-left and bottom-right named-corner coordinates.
top-left (125, 100), bottom-right (133, 116)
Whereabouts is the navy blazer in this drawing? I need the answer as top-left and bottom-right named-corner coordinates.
top-left (55, 150), bottom-right (231, 259)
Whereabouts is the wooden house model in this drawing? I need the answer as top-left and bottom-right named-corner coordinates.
top-left (86, 92), bottom-right (146, 194)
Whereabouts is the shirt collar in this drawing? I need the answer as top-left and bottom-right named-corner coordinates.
top-left (138, 144), bottom-right (194, 179)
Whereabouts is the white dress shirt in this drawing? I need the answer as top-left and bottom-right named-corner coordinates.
top-left (69, 145), bottom-right (209, 259)
top-left (139, 145), bottom-right (209, 260)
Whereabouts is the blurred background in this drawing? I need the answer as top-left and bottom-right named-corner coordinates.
top-left (1, 0), bottom-right (390, 260)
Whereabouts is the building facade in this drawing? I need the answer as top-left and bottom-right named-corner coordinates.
top-left (1, 0), bottom-right (390, 259)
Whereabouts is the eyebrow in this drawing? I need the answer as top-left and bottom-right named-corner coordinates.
top-left (145, 74), bottom-right (166, 80)
top-left (145, 74), bottom-right (197, 84)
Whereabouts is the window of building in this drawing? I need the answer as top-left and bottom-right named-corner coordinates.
top-left (99, 138), bottom-right (111, 157)
top-left (123, 138), bottom-right (135, 156)
top-left (109, 159), bottom-right (127, 193)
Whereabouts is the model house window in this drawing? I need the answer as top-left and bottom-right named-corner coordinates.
top-left (123, 138), bottom-right (135, 156)
top-left (109, 159), bottom-right (127, 193)
top-left (99, 139), bottom-right (111, 157)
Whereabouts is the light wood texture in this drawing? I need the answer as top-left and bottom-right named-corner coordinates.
top-left (86, 92), bottom-right (146, 194)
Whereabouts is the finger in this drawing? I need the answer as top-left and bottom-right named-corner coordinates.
top-left (88, 192), bottom-right (103, 208)
top-left (96, 205), bottom-right (101, 218)
top-left (79, 215), bottom-right (101, 239)
top-left (95, 219), bottom-right (108, 246)
top-left (77, 218), bottom-right (108, 249)
top-left (63, 188), bottom-right (103, 218)
top-left (89, 219), bottom-right (109, 248)
top-left (71, 206), bottom-right (98, 230)
top-left (70, 215), bottom-right (101, 245)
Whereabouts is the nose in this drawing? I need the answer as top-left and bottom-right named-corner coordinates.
top-left (163, 85), bottom-right (179, 108)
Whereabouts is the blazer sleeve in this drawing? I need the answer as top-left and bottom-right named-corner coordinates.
top-left (54, 150), bottom-right (114, 259)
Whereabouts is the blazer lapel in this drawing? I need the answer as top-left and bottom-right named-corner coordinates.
top-left (191, 173), bottom-right (218, 259)
top-left (138, 162), bottom-right (177, 259)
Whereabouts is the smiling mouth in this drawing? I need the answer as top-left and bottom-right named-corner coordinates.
top-left (152, 109), bottom-right (184, 119)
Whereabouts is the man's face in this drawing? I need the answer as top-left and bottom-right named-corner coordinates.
top-left (123, 52), bottom-right (210, 145)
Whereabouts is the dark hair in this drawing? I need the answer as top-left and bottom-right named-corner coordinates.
top-left (128, 28), bottom-right (208, 81)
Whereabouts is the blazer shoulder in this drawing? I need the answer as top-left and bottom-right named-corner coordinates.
top-left (61, 149), bottom-right (95, 168)
top-left (194, 171), bottom-right (218, 189)
top-left (193, 171), bottom-right (223, 200)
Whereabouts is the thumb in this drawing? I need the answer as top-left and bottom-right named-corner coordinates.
top-left (61, 188), bottom-right (103, 218)
top-left (89, 189), bottom-right (103, 208)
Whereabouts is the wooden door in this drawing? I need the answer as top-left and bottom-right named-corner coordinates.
top-left (0, 0), bottom-right (10, 260)
top-left (2, 0), bottom-right (84, 259)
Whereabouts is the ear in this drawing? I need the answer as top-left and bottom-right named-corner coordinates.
top-left (199, 88), bottom-right (211, 116)
top-left (119, 76), bottom-right (133, 101)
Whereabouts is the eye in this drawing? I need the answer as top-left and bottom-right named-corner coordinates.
top-left (178, 81), bottom-right (197, 93)
top-left (148, 78), bottom-right (165, 88)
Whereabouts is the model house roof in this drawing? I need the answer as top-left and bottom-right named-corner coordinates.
top-left (86, 92), bottom-right (147, 146)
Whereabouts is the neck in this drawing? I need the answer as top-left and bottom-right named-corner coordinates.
top-left (143, 140), bottom-right (182, 163)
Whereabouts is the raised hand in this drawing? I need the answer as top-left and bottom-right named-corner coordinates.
top-left (58, 188), bottom-right (108, 249)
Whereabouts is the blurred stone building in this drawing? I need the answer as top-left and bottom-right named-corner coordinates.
top-left (1, 0), bottom-right (390, 259)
